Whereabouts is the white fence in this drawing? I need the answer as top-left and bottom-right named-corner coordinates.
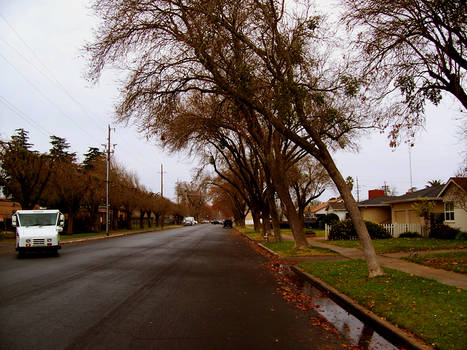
top-left (382, 223), bottom-right (427, 238)
top-left (324, 223), bottom-right (426, 240)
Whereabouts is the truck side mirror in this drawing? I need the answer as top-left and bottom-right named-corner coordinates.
top-left (59, 214), bottom-right (65, 227)
top-left (12, 215), bottom-right (17, 227)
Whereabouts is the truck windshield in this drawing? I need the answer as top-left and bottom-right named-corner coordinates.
top-left (18, 213), bottom-right (58, 227)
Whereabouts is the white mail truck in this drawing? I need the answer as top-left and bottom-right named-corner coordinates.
top-left (13, 209), bottom-right (65, 256)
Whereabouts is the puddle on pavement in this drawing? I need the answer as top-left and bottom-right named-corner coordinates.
top-left (284, 265), bottom-right (399, 350)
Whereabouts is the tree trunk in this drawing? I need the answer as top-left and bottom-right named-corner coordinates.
top-left (126, 209), bottom-right (132, 230)
top-left (270, 161), bottom-right (308, 248)
top-left (318, 147), bottom-right (383, 277)
top-left (261, 211), bottom-right (271, 241)
top-left (155, 213), bottom-right (160, 227)
top-left (235, 216), bottom-right (246, 227)
top-left (268, 193), bottom-right (282, 242)
top-left (265, 116), bottom-right (384, 277)
top-left (139, 209), bottom-right (145, 229)
top-left (252, 209), bottom-right (262, 233)
top-left (146, 210), bottom-right (152, 227)
top-left (112, 207), bottom-right (118, 231)
top-left (66, 212), bottom-right (74, 235)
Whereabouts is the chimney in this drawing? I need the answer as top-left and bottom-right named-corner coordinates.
top-left (368, 189), bottom-right (385, 200)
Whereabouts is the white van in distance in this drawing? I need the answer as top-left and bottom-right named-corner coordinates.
top-left (183, 217), bottom-right (195, 226)
top-left (13, 209), bottom-right (65, 256)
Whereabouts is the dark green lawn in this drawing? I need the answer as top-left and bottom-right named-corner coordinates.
top-left (403, 251), bottom-right (467, 274)
top-left (327, 238), bottom-right (466, 253)
top-left (263, 241), bottom-right (337, 257)
top-left (299, 260), bottom-right (467, 350)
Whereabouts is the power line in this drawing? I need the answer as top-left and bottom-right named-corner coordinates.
top-left (0, 15), bottom-right (162, 178)
top-left (0, 95), bottom-right (51, 138)
top-left (0, 12), bottom-right (108, 129)
top-left (0, 51), bottom-right (102, 145)
top-left (0, 13), bottom-right (177, 194)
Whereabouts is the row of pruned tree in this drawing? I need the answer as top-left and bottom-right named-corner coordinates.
top-left (0, 129), bottom-right (178, 234)
top-left (86, 0), bottom-right (465, 277)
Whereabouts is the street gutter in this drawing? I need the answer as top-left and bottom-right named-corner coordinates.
top-left (250, 239), bottom-right (433, 350)
top-left (291, 265), bottom-right (432, 350)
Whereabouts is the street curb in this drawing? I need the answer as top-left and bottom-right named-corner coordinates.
top-left (239, 232), bottom-right (432, 350)
top-left (257, 243), bottom-right (281, 258)
top-left (290, 265), bottom-right (432, 350)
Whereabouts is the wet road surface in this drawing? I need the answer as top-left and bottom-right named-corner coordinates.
top-left (1, 225), bottom-right (376, 349)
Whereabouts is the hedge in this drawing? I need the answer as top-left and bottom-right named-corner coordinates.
top-left (329, 219), bottom-right (391, 240)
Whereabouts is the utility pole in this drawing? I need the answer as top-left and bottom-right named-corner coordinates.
top-left (161, 164), bottom-right (164, 199)
top-left (105, 125), bottom-right (111, 236)
top-left (157, 163), bottom-right (167, 229)
top-left (158, 163), bottom-right (167, 199)
top-left (103, 125), bottom-right (115, 236)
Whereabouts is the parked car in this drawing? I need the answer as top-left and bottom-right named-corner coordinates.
top-left (183, 217), bottom-right (195, 226)
top-left (223, 219), bottom-right (233, 228)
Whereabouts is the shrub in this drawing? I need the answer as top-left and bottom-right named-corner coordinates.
top-left (455, 231), bottom-right (467, 241)
top-left (399, 232), bottom-right (422, 238)
top-left (323, 213), bottom-right (340, 225)
top-left (329, 219), bottom-right (390, 240)
top-left (365, 221), bottom-right (391, 239)
top-left (430, 223), bottom-right (460, 240)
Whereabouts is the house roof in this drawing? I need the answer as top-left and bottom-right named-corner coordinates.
top-left (439, 177), bottom-right (467, 196)
top-left (385, 184), bottom-right (445, 204)
top-left (328, 201), bottom-right (347, 211)
top-left (307, 201), bottom-right (328, 214)
top-left (359, 195), bottom-right (398, 207)
top-left (307, 197), bottom-right (342, 214)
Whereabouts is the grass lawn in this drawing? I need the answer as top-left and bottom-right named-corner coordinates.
top-left (403, 251), bottom-right (467, 274)
top-left (236, 227), bottom-right (265, 241)
top-left (238, 226), bottom-right (326, 240)
top-left (326, 238), bottom-right (466, 253)
top-left (263, 241), bottom-right (337, 257)
top-left (299, 260), bottom-right (466, 350)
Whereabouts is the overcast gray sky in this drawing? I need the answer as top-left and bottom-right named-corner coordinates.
top-left (1, 0), bottom-right (465, 202)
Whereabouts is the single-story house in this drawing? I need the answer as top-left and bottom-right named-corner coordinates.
top-left (0, 198), bottom-right (22, 229)
top-left (438, 177), bottom-right (467, 231)
top-left (306, 197), bottom-right (348, 221)
top-left (358, 178), bottom-right (467, 233)
top-left (326, 201), bottom-right (348, 221)
top-left (358, 190), bottom-right (397, 225)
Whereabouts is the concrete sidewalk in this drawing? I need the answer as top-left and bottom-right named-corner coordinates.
top-left (305, 238), bottom-right (467, 290)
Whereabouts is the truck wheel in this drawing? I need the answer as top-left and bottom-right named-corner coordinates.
top-left (17, 251), bottom-right (25, 259)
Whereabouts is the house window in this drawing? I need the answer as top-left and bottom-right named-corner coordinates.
top-left (444, 202), bottom-right (455, 221)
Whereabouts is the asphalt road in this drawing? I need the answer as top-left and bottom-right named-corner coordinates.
top-left (0, 225), bottom-right (350, 350)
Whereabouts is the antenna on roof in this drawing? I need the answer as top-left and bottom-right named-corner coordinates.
top-left (356, 177), bottom-right (360, 202)
top-left (408, 143), bottom-right (413, 190)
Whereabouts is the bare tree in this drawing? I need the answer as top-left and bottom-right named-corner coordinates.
top-left (288, 156), bottom-right (330, 223)
top-left (342, 0), bottom-right (466, 120)
top-left (210, 177), bottom-right (248, 226)
top-left (87, 0), bottom-right (383, 275)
